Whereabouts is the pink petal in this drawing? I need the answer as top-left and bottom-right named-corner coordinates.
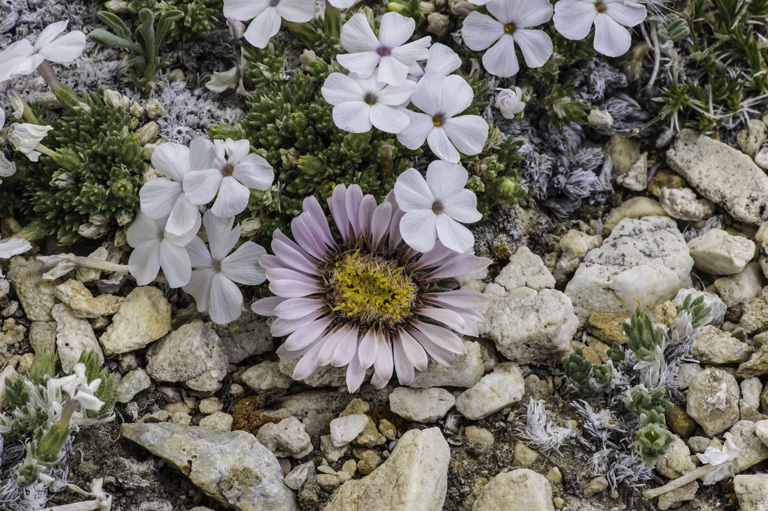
top-left (252, 296), bottom-right (285, 316)
top-left (357, 328), bottom-right (379, 369)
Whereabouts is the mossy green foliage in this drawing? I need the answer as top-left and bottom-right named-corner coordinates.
top-left (606, 342), bottom-right (625, 365)
top-left (78, 350), bottom-right (118, 420)
top-left (623, 304), bottom-right (663, 362)
top-left (11, 91), bottom-right (144, 241)
top-left (676, 294), bottom-right (710, 329)
top-left (636, 410), bottom-right (675, 466)
top-left (628, 387), bottom-right (673, 416)
top-left (562, 348), bottom-right (592, 386)
top-left (129, 0), bottom-right (223, 43)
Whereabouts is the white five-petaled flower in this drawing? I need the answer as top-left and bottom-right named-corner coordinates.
top-left (328, 0), bottom-right (359, 8)
top-left (462, 0), bottom-right (554, 78)
top-left (8, 123), bottom-right (53, 162)
top-left (394, 161), bottom-right (482, 253)
top-left (0, 20), bottom-right (86, 83)
top-left (140, 140), bottom-right (205, 237)
top-left (223, 0), bottom-right (315, 49)
top-left (397, 72), bottom-right (488, 163)
top-left (407, 43), bottom-right (462, 82)
top-left (184, 211), bottom-right (267, 324)
top-left (126, 211), bottom-right (199, 288)
top-left (338, 12), bottom-right (431, 87)
top-left (553, 0), bottom-right (647, 57)
top-left (321, 73), bottom-right (416, 134)
top-left (183, 138), bottom-right (274, 219)
top-left (496, 87), bottom-right (526, 118)
top-left (60, 363), bottom-right (104, 412)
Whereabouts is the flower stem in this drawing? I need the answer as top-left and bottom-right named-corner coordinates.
top-left (642, 464), bottom-right (719, 499)
top-left (9, 90), bottom-right (40, 124)
top-left (36, 60), bottom-right (62, 92)
top-left (34, 143), bottom-right (60, 159)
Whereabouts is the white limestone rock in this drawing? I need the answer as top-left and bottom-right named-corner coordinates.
top-left (713, 263), bottom-right (765, 307)
top-left (472, 469), bottom-right (554, 511)
top-left (389, 387), bottom-right (455, 423)
top-left (688, 229), bottom-right (755, 275)
top-left (330, 414), bottom-right (370, 448)
top-left (659, 187), bottom-right (715, 222)
top-left (410, 340), bottom-right (485, 388)
top-left (242, 361), bottom-right (293, 391)
top-left (456, 363), bottom-right (524, 420)
top-left (256, 417), bottom-right (312, 459)
top-left (52, 303), bottom-right (104, 373)
top-left (99, 286), bottom-right (171, 355)
top-left (686, 368), bottom-right (740, 436)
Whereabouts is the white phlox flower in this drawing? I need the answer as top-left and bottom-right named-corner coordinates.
top-left (396, 72), bottom-right (488, 163)
top-left (184, 211), bottom-right (267, 324)
top-left (696, 433), bottom-right (739, 485)
top-left (321, 72), bottom-right (416, 134)
top-left (462, 0), bottom-right (554, 77)
top-left (8, 123), bottom-right (53, 162)
top-left (338, 12), bottom-right (431, 87)
top-left (223, 0), bottom-right (315, 49)
top-left (407, 43), bottom-right (462, 82)
top-left (328, 0), bottom-right (359, 8)
top-left (0, 238), bottom-right (33, 276)
top-left (61, 363), bottom-right (104, 412)
top-left (496, 87), bottom-right (526, 118)
top-left (183, 138), bottom-right (274, 218)
top-left (394, 161), bottom-right (482, 253)
top-left (126, 211), bottom-right (199, 288)
top-left (0, 20), bottom-right (86, 83)
top-left (140, 141), bottom-right (205, 237)
top-left (553, 0), bottom-right (647, 57)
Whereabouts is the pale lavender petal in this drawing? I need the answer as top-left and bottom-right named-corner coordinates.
top-left (409, 71), bottom-right (442, 116)
top-left (269, 277), bottom-right (322, 298)
top-left (151, 142), bottom-right (190, 181)
top-left (340, 13), bottom-right (379, 52)
top-left (128, 239), bottom-right (160, 285)
top-left (514, 28), bottom-right (553, 68)
top-left (336, 51), bottom-right (380, 79)
top-left (394, 167), bottom-right (433, 211)
top-left (166, 195), bottom-right (201, 237)
top-left (189, 137), bottom-right (219, 172)
top-left (461, 11), bottom-right (504, 51)
top-left (417, 306), bottom-right (467, 332)
top-left (357, 328), bottom-right (379, 369)
top-left (427, 127), bottom-right (460, 163)
top-left (183, 168), bottom-right (222, 205)
top-left (593, 13), bottom-right (632, 57)
top-left (399, 210), bottom-right (437, 253)
top-left (378, 11), bottom-right (415, 47)
top-left (409, 326), bottom-right (456, 366)
top-left (186, 236), bottom-right (213, 268)
top-left (553, 0), bottom-right (597, 40)
top-left (393, 334), bottom-right (415, 385)
top-left (209, 272), bottom-right (244, 324)
top-left (139, 179), bottom-right (181, 219)
top-left (184, 269), bottom-right (214, 313)
top-left (345, 184), bottom-right (364, 237)
top-left (274, 297), bottom-right (326, 320)
top-left (345, 352), bottom-right (367, 393)
top-left (159, 239), bottom-right (192, 288)
top-left (221, 241), bottom-right (267, 285)
top-left (283, 316), bottom-right (332, 351)
top-left (331, 327), bottom-right (360, 367)
top-left (203, 211), bottom-right (239, 260)
top-left (274, 311), bottom-right (324, 339)
top-left (423, 289), bottom-right (486, 309)
top-left (396, 110), bottom-right (434, 150)
top-left (211, 176), bottom-right (250, 217)
top-left (252, 296), bottom-right (285, 316)
top-left (291, 214), bottom-right (327, 259)
top-left (443, 189), bottom-right (482, 223)
top-left (399, 329), bottom-right (429, 371)
top-left (442, 115), bottom-right (488, 156)
top-left (370, 201), bottom-right (392, 246)
top-left (426, 253), bottom-right (492, 280)
top-left (358, 194), bottom-right (377, 236)
top-left (270, 238), bottom-right (318, 274)
top-left (315, 327), bottom-right (348, 367)
top-left (426, 161), bottom-right (466, 202)
top-left (302, 196), bottom-right (336, 250)
top-left (293, 340), bottom-right (327, 380)
top-left (328, 184), bottom-right (351, 242)
top-left (436, 214), bottom-right (475, 253)
top-left (412, 321), bottom-right (464, 354)
top-left (373, 337), bottom-right (393, 385)
top-left (232, 154), bottom-right (274, 190)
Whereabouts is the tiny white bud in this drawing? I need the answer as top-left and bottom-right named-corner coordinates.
top-left (104, 89), bottom-right (130, 110)
top-left (227, 17), bottom-right (246, 39)
top-left (588, 109), bottom-right (614, 127)
top-left (145, 98), bottom-right (163, 119)
top-left (105, 0), bottom-right (130, 12)
top-left (10, 95), bottom-right (25, 119)
top-left (495, 87), bottom-right (526, 119)
top-left (134, 121), bottom-right (159, 145)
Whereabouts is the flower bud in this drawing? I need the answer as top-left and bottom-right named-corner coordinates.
top-left (495, 87), bottom-right (526, 119)
top-left (49, 169), bottom-right (75, 189)
top-left (588, 109), bottom-right (614, 127)
top-left (78, 222), bottom-right (110, 239)
top-left (116, 209), bottom-right (134, 226)
top-left (205, 67), bottom-right (240, 93)
top-left (130, 102), bottom-right (145, 118)
top-left (10, 94), bottom-right (25, 119)
top-left (105, 0), bottom-right (130, 12)
top-left (104, 89), bottom-right (130, 110)
top-left (240, 217), bottom-right (263, 237)
top-left (168, 69), bottom-right (186, 82)
top-left (227, 17), bottom-right (246, 39)
top-left (145, 98), bottom-right (163, 119)
top-left (300, 50), bottom-right (318, 69)
top-left (134, 121), bottom-right (159, 145)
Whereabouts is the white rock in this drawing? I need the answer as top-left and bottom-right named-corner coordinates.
top-left (755, 145), bottom-right (768, 170)
top-left (284, 461), bottom-right (315, 490)
top-left (688, 229), bottom-right (755, 275)
top-left (714, 262), bottom-right (765, 307)
top-left (655, 436), bottom-right (695, 479)
top-left (672, 289), bottom-right (726, 326)
top-left (242, 361), bottom-right (293, 391)
top-left (686, 368), bottom-right (740, 436)
top-left (389, 388), bottom-right (455, 423)
top-left (479, 247), bottom-right (578, 363)
top-left (321, 434), bottom-right (350, 463)
top-left (456, 363), bottom-right (524, 420)
top-left (691, 326), bottom-right (753, 365)
top-left (330, 414), bottom-right (370, 448)
top-left (731, 420), bottom-right (768, 473)
top-left (99, 286), bottom-right (171, 355)
top-left (615, 151), bottom-right (648, 191)
top-left (675, 363), bottom-right (702, 390)
top-left (565, 216), bottom-right (693, 322)
top-left (734, 475), bottom-right (768, 511)
top-left (472, 469), bottom-right (554, 511)
top-left (553, 230), bottom-right (602, 285)
top-left (324, 428), bottom-right (450, 511)
top-left (603, 197), bottom-right (668, 233)
top-left (116, 368), bottom-right (151, 403)
top-left (410, 340), bottom-right (485, 388)
top-left (8, 257), bottom-right (57, 321)
top-left (199, 412), bottom-right (233, 432)
top-left (54, 279), bottom-right (123, 318)
top-left (659, 187), bottom-right (715, 222)
top-left (741, 377), bottom-right (762, 410)
top-left (666, 129), bottom-right (768, 225)
top-left (146, 320), bottom-right (228, 393)
top-left (737, 119), bottom-right (768, 157)
top-left (51, 303), bottom-right (104, 373)
top-left (256, 417), bottom-right (312, 458)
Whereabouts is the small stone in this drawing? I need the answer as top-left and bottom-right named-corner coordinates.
top-left (659, 187), bottom-right (715, 222)
top-left (545, 467), bottom-right (562, 484)
top-left (675, 363), bottom-right (703, 390)
top-left (378, 419), bottom-right (397, 441)
top-left (691, 325), bottom-right (753, 364)
top-left (553, 230), bottom-right (602, 284)
top-left (552, 497), bottom-right (564, 508)
top-left (756, 145), bottom-right (768, 170)
top-left (199, 397), bottom-right (223, 415)
top-left (655, 436), bottom-right (695, 479)
top-left (100, 286), bottom-right (171, 355)
top-left (583, 476), bottom-right (608, 497)
top-left (115, 368), bottom-right (151, 403)
top-left (8, 257), bottom-right (57, 321)
top-left (741, 377), bottom-right (762, 410)
top-left (139, 410), bottom-right (171, 423)
top-left (605, 134), bottom-right (640, 176)
top-left (340, 398), bottom-right (370, 416)
top-left (616, 151), bottom-right (648, 191)
top-left (657, 481), bottom-right (698, 510)
top-left (688, 229), bottom-right (755, 275)
top-left (686, 368), bottom-right (740, 436)
top-left (316, 474), bottom-right (341, 490)
top-left (241, 360), bottom-right (293, 390)
top-left (737, 119), bottom-right (768, 157)
top-left (514, 443), bottom-right (538, 466)
top-left (713, 263), bottom-right (764, 307)
top-left (602, 197), bottom-right (668, 233)
top-left (740, 288), bottom-right (768, 334)
top-left (29, 321), bottom-right (56, 353)
top-left (54, 279), bottom-right (123, 318)
top-left (166, 401), bottom-right (191, 414)
top-left (320, 434), bottom-right (350, 463)
top-left (354, 418), bottom-right (386, 448)
top-left (587, 311), bottom-right (631, 344)
top-left (199, 412), bottom-right (233, 432)
top-left (118, 353), bottom-right (138, 373)
top-left (686, 436), bottom-right (711, 454)
top-left (410, 340), bottom-right (485, 388)
top-left (665, 406), bottom-right (697, 438)
top-left (52, 303), bottom-right (104, 373)
top-left (734, 474), bottom-right (768, 511)
top-left (389, 387), bottom-right (455, 423)
top-left (256, 417), bottom-right (312, 459)
top-left (740, 345), bottom-right (768, 379)
top-left (171, 412), bottom-right (192, 425)
top-left (472, 469), bottom-right (554, 511)
top-left (213, 310), bottom-right (276, 364)
top-left (456, 363), bottom-right (525, 420)
top-left (284, 461), bottom-right (315, 490)
top-left (732, 420), bottom-right (768, 472)
top-left (465, 426), bottom-right (495, 447)
top-left (330, 414), bottom-right (369, 448)
top-left (355, 450), bottom-right (382, 475)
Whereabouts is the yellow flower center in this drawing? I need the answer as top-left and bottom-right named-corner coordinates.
top-left (329, 250), bottom-right (416, 325)
top-left (594, 0), bottom-right (607, 13)
top-left (504, 23), bottom-right (516, 35)
top-left (432, 114), bottom-right (444, 127)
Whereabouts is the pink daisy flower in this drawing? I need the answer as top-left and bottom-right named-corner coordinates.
top-left (252, 184), bottom-right (491, 392)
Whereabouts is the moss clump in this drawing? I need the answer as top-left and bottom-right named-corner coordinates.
top-left (129, 0), bottom-right (223, 43)
top-left (11, 91), bottom-right (144, 242)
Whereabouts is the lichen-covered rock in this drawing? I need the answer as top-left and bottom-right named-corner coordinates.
top-left (691, 326), bottom-right (753, 365)
top-left (8, 257), bottom-right (57, 321)
top-left (565, 217), bottom-right (693, 322)
top-left (256, 418), bottom-right (312, 459)
top-left (659, 187), bottom-right (715, 222)
top-left (324, 428), bottom-right (449, 511)
top-left (738, 345), bottom-right (768, 379)
top-left (122, 423), bottom-right (298, 511)
top-left (472, 469), bottom-right (554, 511)
top-left (686, 368), bottom-right (740, 436)
top-left (389, 387), bottom-right (455, 423)
top-left (740, 288), bottom-right (768, 334)
top-left (99, 286), bottom-right (171, 355)
top-left (116, 368), bottom-right (151, 403)
top-left (456, 363), bottom-right (524, 420)
top-left (330, 414), bottom-right (369, 448)
top-left (146, 320), bottom-right (228, 393)
top-left (737, 119), bottom-right (768, 157)
top-left (655, 436), bottom-right (696, 479)
top-left (52, 303), bottom-right (104, 373)
top-left (666, 129), bottom-right (768, 225)
top-left (734, 475), bottom-right (768, 511)
top-left (688, 229), bottom-right (755, 275)
top-left (478, 247), bottom-right (577, 363)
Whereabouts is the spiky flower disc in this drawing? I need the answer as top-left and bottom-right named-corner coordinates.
top-left (253, 184), bottom-right (491, 392)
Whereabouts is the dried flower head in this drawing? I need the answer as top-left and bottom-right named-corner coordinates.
top-left (253, 184), bottom-right (491, 392)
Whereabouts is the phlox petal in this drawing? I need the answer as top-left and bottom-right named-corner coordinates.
top-left (221, 241), bottom-right (267, 285)
top-left (593, 13), bottom-right (632, 57)
top-left (443, 115), bottom-right (488, 157)
top-left (159, 239), bottom-right (192, 288)
top-left (332, 101), bottom-right (373, 133)
top-left (243, 8), bottom-right (282, 48)
top-left (369, 104), bottom-right (410, 134)
top-left (36, 31), bottom-right (86, 64)
top-left (209, 272), bottom-right (244, 324)
top-left (129, 239), bottom-right (161, 285)
top-left (514, 28), bottom-right (553, 68)
top-left (436, 214), bottom-right (475, 253)
top-left (461, 11), bottom-right (504, 51)
top-left (276, 0), bottom-right (315, 23)
top-left (482, 35), bottom-right (519, 77)
top-left (400, 210), bottom-right (438, 252)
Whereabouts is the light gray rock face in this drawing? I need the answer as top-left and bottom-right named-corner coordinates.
top-left (688, 229), bottom-right (755, 275)
top-left (324, 428), bottom-right (450, 511)
top-left (666, 129), bottom-right (768, 225)
top-left (54, 279), bottom-right (123, 318)
top-left (478, 247), bottom-right (578, 363)
top-left (9, 257), bottom-right (57, 321)
top-left (284, 462), bottom-right (314, 491)
top-left (116, 368), bottom-right (152, 403)
top-left (330, 414), bottom-right (369, 448)
top-left (99, 286), bottom-right (171, 355)
top-left (122, 423), bottom-right (298, 511)
top-left (199, 412), bottom-right (233, 432)
top-left (52, 303), bottom-right (104, 373)
top-left (737, 119), bottom-right (768, 157)
top-left (213, 311), bottom-right (276, 364)
top-left (456, 363), bottom-right (524, 420)
top-left (734, 475), bottom-right (768, 511)
top-left (732, 420), bottom-right (768, 473)
top-left (242, 361), bottom-right (293, 391)
top-left (691, 326), bottom-right (754, 365)
top-left (686, 368), bottom-right (740, 436)
top-left (256, 418), bottom-right (312, 459)
top-left (659, 187), bottom-right (715, 222)
top-left (389, 388), bottom-right (455, 423)
top-left (672, 289), bottom-right (726, 326)
top-left (410, 340), bottom-right (485, 388)
top-left (714, 263), bottom-right (765, 307)
top-left (472, 469), bottom-right (554, 511)
top-left (655, 436), bottom-right (696, 479)
top-left (565, 217), bottom-right (693, 322)
top-left (146, 320), bottom-right (228, 393)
